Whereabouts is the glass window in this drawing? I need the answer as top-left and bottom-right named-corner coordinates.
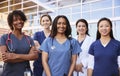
top-left (71, 25), bottom-right (77, 37)
top-left (71, 13), bottom-right (81, 22)
top-left (91, 9), bottom-right (112, 20)
top-left (114, 21), bottom-right (120, 41)
top-left (47, 3), bottom-right (57, 8)
top-left (82, 12), bottom-right (90, 20)
top-left (91, 0), bottom-right (112, 10)
top-left (82, 4), bottom-right (90, 12)
top-left (66, 15), bottom-right (71, 22)
top-left (58, 8), bottom-right (71, 14)
top-left (89, 23), bottom-right (97, 40)
top-left (114, 0), bottom-right (120, 7)
top-left (72, 6), bottom-right (81, 13)
top-left (114, 7), bottom-right (120, 17)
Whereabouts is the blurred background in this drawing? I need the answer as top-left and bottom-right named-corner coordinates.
top-left (0, 0), bottom-right (120, 74)
top-left (0, 0), bottom-right (120, 40)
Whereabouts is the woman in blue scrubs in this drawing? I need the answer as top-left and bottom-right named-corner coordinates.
top-left (33, 14), bottom-right (52, 76)
top-left (0, 10), bottom-right (38, 76)
top-left (40, 15), bottom-right (81, 76)
top-left (87, 17), bottom-right (120, 76)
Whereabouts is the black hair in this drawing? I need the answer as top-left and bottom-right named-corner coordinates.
top-left (7, 10), bottom-right (27, 30)
top-left (76, 19), bottom-right (89, 35)
top-left (96, 17), bottom-right (114, 40)
top-left (50, 15), bottom-right (71, 38)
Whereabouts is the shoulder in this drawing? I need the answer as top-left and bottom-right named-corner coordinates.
top-left (33, 31), bottom-right (44, 39)
top-left (69, 37), bottom-right (79, 44)
top-left (34, 31), bottom-right (43, 36)
top-left (43, 37), bottom-right (53, 42)
top-left (90, 40), bottom-right (99, 46)
top-left (1, 34), bottom-right (8, 39)
top-left (86, 35), bottom-right (95, 41)
top-left (25, 35), bottom-right (33, 40)
top-left (111, 39), bottom-right (120, 47)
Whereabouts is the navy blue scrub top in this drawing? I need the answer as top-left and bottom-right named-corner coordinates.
top-left (33, 31), bottom-right (46, 76)
top-left (89, 39), bottom-right (120, 76)
top-left (0, 33), bottom-right (34, 76)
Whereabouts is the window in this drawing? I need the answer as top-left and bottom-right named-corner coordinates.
top-left (114, 0), bottom-right (120, 7)
top-left (82, 12), bottom-right (90, 20)
top-left (58, 8), bottom-right (71, 14)
top-left (91, 0), bottom-right (112, 10)
top-left (91, 9), bottom-right (112, 19)
top-left (71, 25), bottom-right (77, 37)
top-left (82, 4), bottom-right (90, 12)
top-left (89, 23), bottom-right (97, 39)
top-left (114, 7), bottom-right (120, 17)
top-left (114, 21), bottom-right (120, 41)
top-left (72, 6), bottom-right (81, 13)
top-left (71, 13), bottom-right (81, 22)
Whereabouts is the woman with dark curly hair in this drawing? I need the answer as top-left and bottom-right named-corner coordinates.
top-left (0, 10), bottom-right (38, 76)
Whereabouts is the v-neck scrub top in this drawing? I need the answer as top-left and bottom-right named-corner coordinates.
top-left (40, 37), bottom-right (81, 76)
top-left (0, 33), bottom-right (35, 76)
top-left (89, 39), bottom-right (120, 76)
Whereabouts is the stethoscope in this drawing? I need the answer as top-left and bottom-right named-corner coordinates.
top-left (6, 32), bottom-right (31, 53)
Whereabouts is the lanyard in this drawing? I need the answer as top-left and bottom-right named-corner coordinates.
top-left (6, 32), bottom-right (31, 52)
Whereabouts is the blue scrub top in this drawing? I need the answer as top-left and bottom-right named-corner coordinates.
top-left (89, 39), bottom-right (120, 76)
top-left (33, 31), bottom-right (46, 76)
top-left (40, 37), bottom-right (81, 76)
top-left (0, 33), bottom-right (34, 76)
top-left (33, 31), bottom-right (46, 45)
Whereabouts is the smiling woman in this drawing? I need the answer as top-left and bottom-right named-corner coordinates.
top-left (40, 15), bottom-right (82, 76)
top-left (0, 10), bottom-right (38, 76)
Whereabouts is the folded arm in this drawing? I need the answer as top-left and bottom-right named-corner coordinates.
top-left (0, 45), bottom-right (38, 63)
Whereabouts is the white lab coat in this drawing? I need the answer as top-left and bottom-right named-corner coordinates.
top-left (73, 35), bottom-right (95, 76)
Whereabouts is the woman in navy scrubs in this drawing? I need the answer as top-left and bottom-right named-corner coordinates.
top-left (33, 14), bottom-right (52, 76)
top-left (87, 17), bottom-right (120, 76)
top-left (0, 10), bottom-right (38, 76)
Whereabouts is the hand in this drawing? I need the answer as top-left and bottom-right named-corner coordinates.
top-left (75, 63), bottom-right (83, 73)
top-left (2, 52), bottom-right (17, 62)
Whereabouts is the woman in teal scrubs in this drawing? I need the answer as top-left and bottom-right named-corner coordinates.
top-left (40, 15), bottom-right (81, 76)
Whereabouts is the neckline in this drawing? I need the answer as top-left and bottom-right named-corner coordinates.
top-left (11, 33), bottom-right (24, 41)
top-left (55, 38), bottom-right (68, 45)
top-left (99, 39), bottom-right (112, 48)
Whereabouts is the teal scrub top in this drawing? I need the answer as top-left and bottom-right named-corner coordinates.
top-left (40, 37), bottom-right (81, 76)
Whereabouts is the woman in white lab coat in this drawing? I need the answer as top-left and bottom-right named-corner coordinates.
top-left (73, 19), bottom-right (94, 76)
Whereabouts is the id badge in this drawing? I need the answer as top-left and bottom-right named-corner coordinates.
top-left (24, 70), bottom-right (31, 76)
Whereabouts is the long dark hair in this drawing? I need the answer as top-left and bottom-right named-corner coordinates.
top-left (76, 19), bottom-right (89, 35)
top-left (96, 17), bottom-right (114, 40)
top-left (50, 15), bottom-right (71, 38)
